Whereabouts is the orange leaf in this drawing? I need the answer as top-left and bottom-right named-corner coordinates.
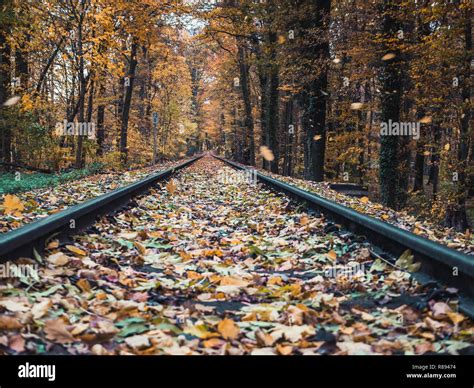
top-left (217, 319), bottom-right (240, 340)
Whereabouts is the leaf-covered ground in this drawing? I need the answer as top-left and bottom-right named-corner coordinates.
top-left (0, 159), bottom-right (188, 234)
top-left (0, 156), bottom-right (472, 355)
top-left (234, 160), bottom-right (473, 255)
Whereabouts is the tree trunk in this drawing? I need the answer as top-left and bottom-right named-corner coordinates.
top-left (444, 4), bottom-right (471, 230)
top-left (120, 40), bottom-right (138, 164)
top-left (237, 42), bottom-right (255, 166)
top-left (379, 0), bottom-right (403, 209)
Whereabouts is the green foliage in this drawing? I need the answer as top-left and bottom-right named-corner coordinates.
top-left (0, 163), bottom-right (103, 195)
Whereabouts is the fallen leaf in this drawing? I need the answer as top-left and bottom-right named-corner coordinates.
top-left (217, 318), bottom-right (240, 340)
top-left (0, 316), bottom-right (22, 330)
top-left (32, 299), bottom-right (52, 319)
top-left (2, 194), bottom-right (25, 216)
top-left (44, 319), bottom-right (76, 344)
top-left (66, 245), bottom-right (87, 256)
top-left (47, 252), bottom-right (69, 266)
top-left (0, 300), bottom-right (29, 312)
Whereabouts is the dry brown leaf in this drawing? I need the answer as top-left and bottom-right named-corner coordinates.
top-left (76, 278), bottom-right (92, 293)
top-left (217, 318), bottom-right (240, 340)
top-left (32, 299), bottom-right (52, 320)
top-left (9, 334), bottom-right (25, 352)
top-left (134, 241), bottom-right (147, 255)
top-left (166, 179), bottom-right (177, 195)
top-left (47, 252), bottom-right (69, 266)
top-left (0, 300), bottom-right (29, 312)
top-left (0, 316), bottom-right (22, 330)
top-left (44, 319), bottom-right (76, 344)
top-left (220, 276), bottom-right (248, 287)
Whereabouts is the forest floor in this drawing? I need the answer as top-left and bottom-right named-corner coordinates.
top-left (0, 156), bottom-right (472, 355)
top-left (0, 159), bottom-right (188, 233)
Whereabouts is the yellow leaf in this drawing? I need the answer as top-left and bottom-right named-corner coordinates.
top-left (2, 194), bottom-right (24, 215)
top-left (444, 143), bottom-right (450, 151)
top-left (447, 312), bottom-right (465, 325)
top-left (360, 196), bottom-right (369, 203)
top-left (381, 214), bottom-right (390, 220)
top-left (419, 116), bottom-right (432, 124)
top-left (217, 318), bottom-right (240, 340)
top-left (66, 245), bottom-right (87, 256)
top-left (313, 135), bottom-right (322, 141)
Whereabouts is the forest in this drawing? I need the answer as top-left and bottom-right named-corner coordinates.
top-left (0, 0), bottom-right (472, 231)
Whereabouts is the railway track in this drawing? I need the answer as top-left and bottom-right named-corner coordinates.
top-left (0, 155), bottom-right (202, 262)
top-left (213, 154), bottom-right (474, 318)
top-left (0, 155), bottom-right (472, 355)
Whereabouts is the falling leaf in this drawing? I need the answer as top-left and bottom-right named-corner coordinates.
top-left (444, 143), bottom-right (450, 151)
top-left (2, 194), bottom-right (25, 216)
top-left (44, 319), bottom-right (76, 344)
top-left (382, 53), bottom-right (396, 61)
top-left (313, 135), bottom-right (322, 141)
top-left (260, 146), bottom-right (275, 161)
top-left (419, 116), bottom-right (432, 124)
top-left (217, 318), bottom-right (240, 340)
top-left (350, 102), bottom-right (364, 110)
top-left (3, 95), bottom-right (21, 107)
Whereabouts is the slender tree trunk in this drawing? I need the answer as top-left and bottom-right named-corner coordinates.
top-left (120, 40), bottom-right (138, 164)
top-left (237, 42), bottom-right (255, 166)
top-left (445, 4), bottom-right (471, 230)
top-left (379, 0), bottom-right (403, 209)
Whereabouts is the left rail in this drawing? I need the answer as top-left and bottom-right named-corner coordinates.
top-left (0, 155), bottom-right (202, 262)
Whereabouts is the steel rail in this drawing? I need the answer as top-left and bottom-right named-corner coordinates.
top-left (0, 155), bottom-right (202, 262)
top-left (214, 155), bottom-right (474, 317)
